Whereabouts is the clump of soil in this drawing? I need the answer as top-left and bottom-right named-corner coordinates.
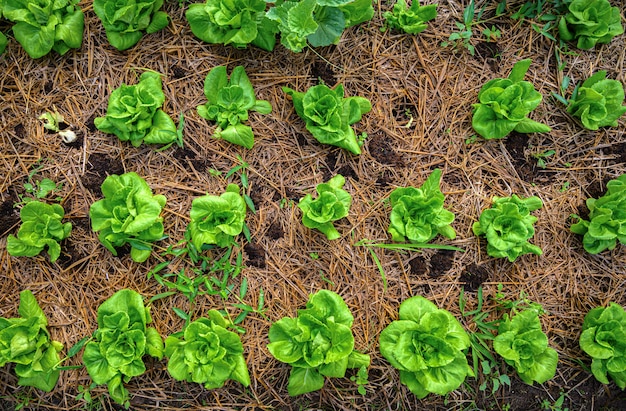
top-left (459, 263), bottom-right (490, 292)
top-left (172, 147), bottom-right (208, 172)
top-left (0, 199), bottom-right (20, 235)
top-left (311, 61), bottom-right (337, 87)
top-left (368, 132), bottom-right (405, 167)
top-left (408, 256), bottom-right (428, 275)
top-left (244, 243), bottom-right (266, 268)
top-left (429, 249), bottom-right (456, 277)
top-left (266, 221), bottom-right (284, 240)
top-left (81, 153), bottom-right (124, 193)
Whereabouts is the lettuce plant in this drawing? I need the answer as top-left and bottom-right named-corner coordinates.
top-left (95, 71), bottom-right (178, 147)
top-left (267, 289), bottom-right (370, 396)
top-left (0, 31), bottom-right (7, 55)
top-left (298, 174), bottom-right (352, 240)
top-left (2, 0), bottom-right (84, 58)
top-left (383, 0), bottom-right (437, 34)
top-left (571, 174), bottom-right (626, 254)
top-left (89, 172), bottom-right (167, 263)
top-left (186, 0), bottom-right (277, 51)
top-left (472, 195), bottom-right (543, 262)
top-left (83, 289), bottom-right (163, 408)
top-left (472, 59), bottom-right (551, 140)
top-left (197, 66), bottom-right (272, 149)
top-left (493, 308), bottom-right (558, 385)
top-left (580, 302), bottom-right (626, 388)
top-left (6, 201), bottom-right (72, 263)
top-left (0, 290), bottom-right (63, 392)
top-left (558, 0), bottom-right (624, 50)
top-left (188, 184), bottom-right (247, 249)
top-left (165, 309), bottom-right (250, 389)
top-left (379, 296), bottom-right (472, 398)
top-left (565, 71), bottom-right (626, 130)
top-left (93, 0), bottom-right (169, 51)
top-left (388, 168), bottom-right (456, 243)
top-left (283, 83), bottom-right (371, 154)
top-left (266, 0), bottom-right (374, 52)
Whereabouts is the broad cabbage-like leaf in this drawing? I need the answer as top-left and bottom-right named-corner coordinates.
top-left (188, 184), bottom-right (247, 249)
top-left (165, 310), bottom-right (250, 389)
top-left (93, 0), bottom-right (169, 51)
top-left (266, 0), bottom-right (373, 52)
top-left (0, 290), bottom-right (63, 392)
top-left (197, 66), bottom-right (272, 149)
top-left (186, 0), bottom-right (277, 51)
top-left (297, 174), bottom-right (352, 240)
top-left (383, 0), bottom-right (437, 34)
top-left (7, 201), bottom-right (72, 263)
top-left (566, 71), bottom-right (626, 130)
top-left (95, 71), bottom-right (178, 147)
top-left (558, 0), bottom-right (624, 50)
top-left (388, 168), bottom-right (456, 243)
top-left (83, 289), bottom-right (163, 407)
top-left (571, 173), bottom-right (626, 254)
top-left (379, 296), bottom-right (471, 398)
top-left (494, 308), bottom-right (558, 385)
top-left (284, 83), bottom-right (371, 154)
top-left (267, 289), bottom-right (370, 396)
top-left (2, 0), bottom-right (84, 58)
top-left (89, 172), bottom-right (167, 263)
top-left (472, 194), bottom-right (543, 262)
top-left (472, 59), bottom-right (551, 140)
top-left (580, 303), bottom-right (626, 388)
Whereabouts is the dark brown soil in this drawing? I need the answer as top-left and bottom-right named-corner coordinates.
top-left (266, 221), bottom-right (284, 240)
top-left (429, 249), bottom-right (456, 277)
top-left (368, 132), bottom-right (405, 167)
top-left (459, 263), bottom-right (491, 292)
top-left (0, 198), bottom-right (19, 236)
top-left (311, 60), bottom-right (337, 87)
top-left (244, 243), bottom-right (266, 268)
top-left (81, 153), bottom-right (124, 193)
top-left (408, 255), bottom-right (428, 275)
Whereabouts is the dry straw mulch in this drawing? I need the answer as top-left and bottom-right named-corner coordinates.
top-left (1, 0), bottom-right (626, 410)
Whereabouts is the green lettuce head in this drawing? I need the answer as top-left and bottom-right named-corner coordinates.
top-left (2, 0), bottom-right (84, 58)
top-left (83, 289), bottom-right (163, 407)
top-left (95, 71), bottom-right (178, 147)
top-left (388, 168), bottom-right (456, 243)
top-left (7, 201), bottom-right (72, 263)
top-left (473, 194), bottom-right (543, 262)
top-left (93, 0), bottom-right (169, 51)
top-left (89, 172), bottom-right (167, 263)
top-left (571, 174), bottom-right (626, 254)
top-left (558, 0), bottom-right (624, 50)
top-left (283, 83), bottom-right (372, 154)
top-left (298, 174), bottom-right (352, 240)
top-left (580, 303), bottom-right (626, 389)
top-left (494, 308), bottom-right (558, 385)
top-left (566, 71), bottom-right (626, 130)
top-left (165, 310), bottom-right (250, 389)
top-left (383, 0), bottom-right (437, 34)
top-left (472, 59), bottom-right (551, 140)
top-left (379, 296), bottom-right (472, 398)
top-left (267, 289), bottom-right (370, 396)
top-left (188, 184), bottom-right (247, 249)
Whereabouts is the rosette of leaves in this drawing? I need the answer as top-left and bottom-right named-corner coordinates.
top-left (493, 308), bottom-right (558, 385)
top-left (0, 290), bottom-right (63, 392)
top-left (283, 83), bottom-right (371, 154)
top-left (95, 71), bottom-right (178, 147)
top-left (472, 59), bottom-right (551, 140)
top-left (388, 168), bottom-right (456, 243)
top-left (165, 309), bottom-right (250, 389)
top-left (379, 296), bottom-right (472, 399)
top-left (6, 201), bottom-right (72, 263)
top-left (472, 195), bottom-right (543, 262)
top-left (188, 184), bottom-right (247, 249)
top-left (93, 0), bottom-right (169, 51)
top-left (197, 66), bottom-right (272, 149)
top-left (266, 0), bottom-right (374, 53)
top-left (186, 0), bottom-right (277, 51)
top-left (383, 0), bottom-right (437, 34)
top-left (298, 174), bottom-right (352, 240)
top-left (565, 71), bottom-right (626, 130)
top-left (83, 289), bottom-right (163, 408)
top-left (580, 302), bottom-right (626, 388)
top-left (267, 289), bottom-right (370, 396)
top-left (558, 0), bottom-right (624, 50)
top-left (2, 0), bottom-right (84, 59)
top-left (571, 174), bottom-right (626, 254)
top-left (89, 172), bottom-right (167, 263)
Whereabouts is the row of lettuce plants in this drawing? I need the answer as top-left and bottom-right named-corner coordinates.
top-left (0, 0), bottom-right (623, 57)
top-left (2, 287), bottom-right (626, 407)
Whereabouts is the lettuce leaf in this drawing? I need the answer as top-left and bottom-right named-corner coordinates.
top-left (558, 0), bottom-right (624, 50)
top-left (566, 71), bottom-right (626, 130)
top-left (298, 174), bottom-right (352, 240)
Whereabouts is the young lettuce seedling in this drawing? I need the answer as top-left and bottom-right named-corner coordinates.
top-left (558, 0), bottom-right (624, 50)
top-left (298, 174), bottom-right (352, 240)
top-left (383, 0), bottom-right (438, 34)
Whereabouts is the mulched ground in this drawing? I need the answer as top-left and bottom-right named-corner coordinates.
top-left (1, 0), bottom-right (626, 410)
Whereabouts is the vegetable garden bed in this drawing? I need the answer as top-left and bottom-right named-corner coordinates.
top-left (1, 0), bottom-right (625, 409)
